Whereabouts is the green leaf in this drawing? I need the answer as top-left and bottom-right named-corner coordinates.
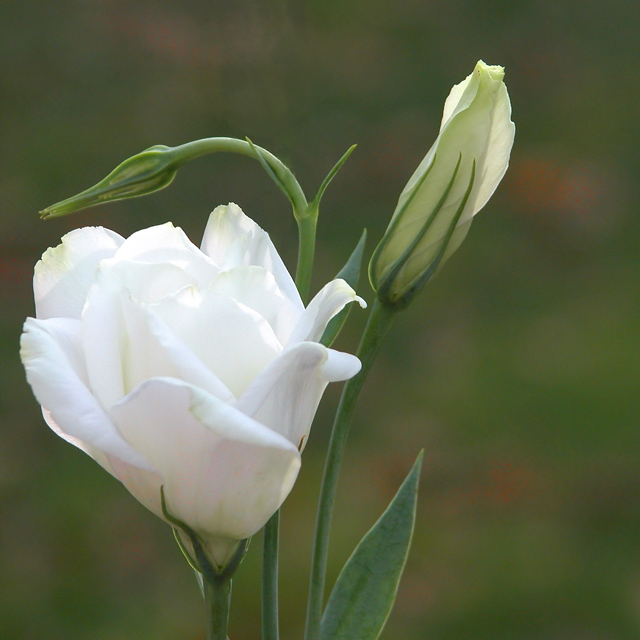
top-left (320, 229), bottom-right (367, 347)
top-left (319, 451), bottom-right (423, 640)
top-left (311, 144), bottom-right (357, 210)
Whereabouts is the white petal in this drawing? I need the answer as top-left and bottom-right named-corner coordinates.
top-left (286, 278), bottom-right (366, 346)
top-left (119, 292), bottom-right (178, 396)
top-left (34, 227), bottom-right (124, 320)
top-left (105, 259), bottom-right (196, 305)
top-left (321, 348), bottom-right (362, 382)
top-left (20, 317), bottom-right (150, 469)
top-left (469, 81), bottom-right (515, 216)
top-left (81, 257), bottom-right (199, 409)
top-left (207, 266), bottom-right (301, 346)
top-left (236, 342), bottom-right (361, 450)
top-left (120, 293), bottom-right (234, 401)
top-left (114, 222), bottom-right (218, 288)
top-left (201, 203), bottom-right (302, 307)
top-left (440, 68), bottom-right (477, 128)
top-left (110, 377), bottom-right (301, 541)
top-left (81, 264), bottom-right (127, 409)
top-left (153, 287), bottom-right (282, 397)
top-left (440, 61), bottom-right (504, 130)
top-left (201, 203), bottom-right (258, 265)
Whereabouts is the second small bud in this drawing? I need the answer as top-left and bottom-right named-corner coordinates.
top-left (40, 145), bottom-right (179, 218)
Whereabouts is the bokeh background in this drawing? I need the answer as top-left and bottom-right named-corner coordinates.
top-left (1, 0), bottom-right (639, 638)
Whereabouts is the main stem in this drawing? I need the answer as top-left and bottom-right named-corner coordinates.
top-left (261, 205), bottom-right (317, 640)
top-left (205, 576), bottom-right (232, 640)
top-left (295, 213), bottom-right (318, 304)
top-left (304, 299), bottom-right (396, 640)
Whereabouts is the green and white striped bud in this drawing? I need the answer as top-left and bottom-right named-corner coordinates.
top-left (369, 60), bottom-right (515, 308)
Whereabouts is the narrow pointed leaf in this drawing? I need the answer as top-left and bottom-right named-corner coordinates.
top-left (311, 144), bottom-right (357, 210)
top-left (320, 229), bottom-right (367, 347)
top-left (319, 451), bottom-right (423, 640)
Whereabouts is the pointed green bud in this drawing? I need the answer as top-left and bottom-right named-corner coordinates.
top-left (369, 60), bottom-right (515, 309)
top-left (40, 145), bottom-right (179, 218)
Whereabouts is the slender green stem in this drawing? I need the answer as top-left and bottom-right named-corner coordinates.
top-left (295, 213), bottom-right (318, 303)
top-left (261, 203), bottom-right (316, 640)
top-left (304, 298), bottom-right (397, 640)
top-left (262, 511), bottom-right (280, 640)
top-left (205, 576), bottom-right (232, 640)
top-left (174, 137), bottom-right (308, 217)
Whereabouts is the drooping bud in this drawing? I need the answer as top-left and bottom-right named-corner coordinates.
top-left (40, 145), bottom-right (179, 218)
top-left (369, 60), bottom-right (515, 308)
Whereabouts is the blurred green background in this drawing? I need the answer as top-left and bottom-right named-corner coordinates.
top-left (1, 0), bottom-right (639, 638)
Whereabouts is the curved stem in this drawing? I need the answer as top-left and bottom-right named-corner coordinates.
top-left (205, 576), bottom-right (232, 640)
top-left (178, 137), bottom-right (317, 302)
top-left (174, 137), bottom-right (308, 217)
top-left (304, 299), bottom-right (396, 640)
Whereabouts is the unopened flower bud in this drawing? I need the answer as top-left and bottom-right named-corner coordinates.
top-left (40, 145), bottom-right (179, 218)
top-left (369, 60), bottom-right (515, 308)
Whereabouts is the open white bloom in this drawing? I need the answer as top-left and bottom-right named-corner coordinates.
top-left (370, 60), bottom-right (515, 307)
top-left (21, 203), bottom-right (364, 567)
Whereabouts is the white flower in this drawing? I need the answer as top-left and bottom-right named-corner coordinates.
top-left (369, 60), bottom-right (515, 306)
top-left (21, 203), bottom-right (364, 568)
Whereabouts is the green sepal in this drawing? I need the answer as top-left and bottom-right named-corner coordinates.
top-left (160, 486), bottom-right (249, 586)
top-left (386, 158), bottom-right (476, 309)
top-left (193, 567), bottom-right (205, 598)
top-left (319, 451), bottom-right (423, 640)
top-left (371, 154), bottom-right (476, 310)
top-left (368, 153), bottom-right (437, 292)
top-left (172, 526), bottom-right (201, 574)
top-left (320, 229), bottom-right (367, 347)
top-left (310, 144), bottom-right (357, 212)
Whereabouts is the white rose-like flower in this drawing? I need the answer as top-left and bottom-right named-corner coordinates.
top-left (21, 203), bottom-right (364, 567)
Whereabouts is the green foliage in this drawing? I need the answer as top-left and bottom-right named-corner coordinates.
top-left (319, 452), bottom-right (423, 640)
